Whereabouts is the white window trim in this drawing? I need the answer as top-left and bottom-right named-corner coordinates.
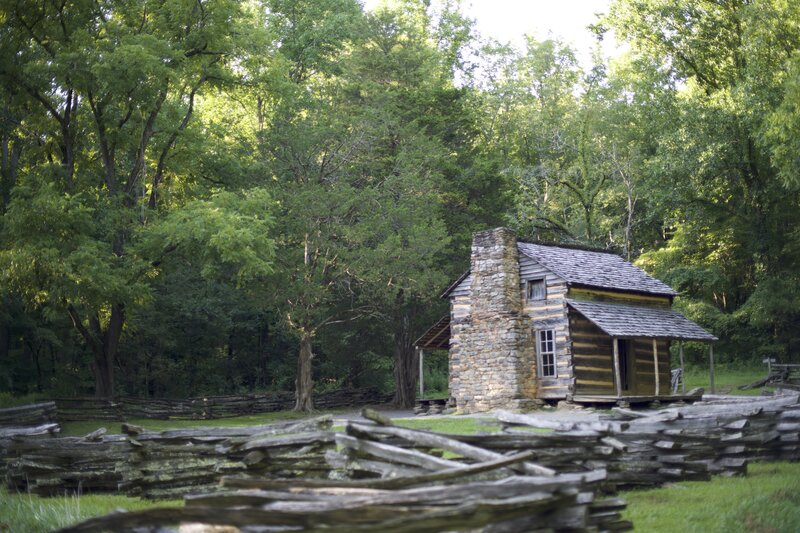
top-left (536, 329), bottom-right (557, 378)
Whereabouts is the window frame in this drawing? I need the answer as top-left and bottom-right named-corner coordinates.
top-left (536, 329), bottom-right (557, 378)
top-left (527, 278), bottom-right (547, 301)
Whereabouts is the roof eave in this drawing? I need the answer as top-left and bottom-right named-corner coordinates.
top-left (567, 282), bottom-right (678, 298)
top-left (441, 269), bottom-right (470, 299)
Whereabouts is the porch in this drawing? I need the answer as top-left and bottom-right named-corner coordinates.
top-left (571, 392), bottom-right (703, 407)
top-left (567, 298), bottom-right (719, 398)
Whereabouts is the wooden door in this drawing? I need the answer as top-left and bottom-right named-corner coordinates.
top-left (618, 339), bottom-right (633, 393)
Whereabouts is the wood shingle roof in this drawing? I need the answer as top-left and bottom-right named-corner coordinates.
top-left (567, 298), bottom-right (717, 342)
top-left (517, 243), bottom-right (677, 296)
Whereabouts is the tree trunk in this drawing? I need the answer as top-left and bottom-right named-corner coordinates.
top-left (0, 310), bottom-right (9, 372)
top-left (392, 313), bottom-right (419, 408)
top-left (69, 303), bottom-right (124, 398)
top-left (294, 333), bottom-right (315, 412)
top-left (259, 321), bottom-right (270, 388)
top-left (92, 347), bottom-right (115, 398)
top-left (226, 332), bottom-right (235, 393)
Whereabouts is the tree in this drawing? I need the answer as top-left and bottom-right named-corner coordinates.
top-left (483, 37), bottom-right (619, 244)
top-left (337, 3), bottom-right (459, 407)
top-left (0, 0), bottom-right (275, 396)
top-left (607, 0), bottom-right (800, 361)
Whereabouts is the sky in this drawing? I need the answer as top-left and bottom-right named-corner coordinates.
top-left (362, 0), bottom-right (619, 67)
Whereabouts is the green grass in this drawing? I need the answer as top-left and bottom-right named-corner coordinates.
top-left (58, 409), bottom-right (497, 438)
top-left (683, 366), bottom-right (775, 396)
top-left (58, 409), bottom-right (344, 437)
top-left (395, 416), bottom-right (500, 435)
top-left (0, 488), bottom-right (181, 533)
top-left (0, 392), bottom-right (46, 408)
top-left (621, 462), bottom-right (800, 533)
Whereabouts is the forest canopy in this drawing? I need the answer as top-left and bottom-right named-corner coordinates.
top-left (1, 0), bottom-right (799, 410)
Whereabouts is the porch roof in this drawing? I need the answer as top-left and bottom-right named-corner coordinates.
top-left (414, 315), bottom-right (450, 349)
top-left (567, 298), bottom-right (718, 342)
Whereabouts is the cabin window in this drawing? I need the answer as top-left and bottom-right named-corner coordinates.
top-left (527, 278), bottom-right (547, 301)
top-left (537, 329), bottom-right (557, 378)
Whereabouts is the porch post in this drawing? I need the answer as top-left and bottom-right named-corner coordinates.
top-left (709, 344), bottom-right (715, 394)
top-left (652, 338), bottom-right (660, 396)
top-left (613, 337), bottom-right (622, 398)
top-left (419, 348), bottom-right (425, 399)
top-left (679, 342), bottom-right (686, 394)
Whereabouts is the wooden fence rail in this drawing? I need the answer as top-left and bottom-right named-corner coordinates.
top-left (57, 413), bottom-right (631, 532)
top-left (5, 392), bottom-right (800, 532)
top-left (49, 388), bottom-right (393, 421)
top-left (4, 416), bottom-right (335, 499)
top-left (0, 401), bottom-right (61, 479)
top-left (0, 401), bottom-right (58, 427)
top-left (58, 471), bottom-right (629, 533)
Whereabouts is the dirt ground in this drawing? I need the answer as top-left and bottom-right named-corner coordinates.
top-left (335, 393), bottom-right (741, 424)
top-left (334, 402), bottom-right (606, 424)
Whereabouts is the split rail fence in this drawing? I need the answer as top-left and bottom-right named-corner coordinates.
top-left (0, 401), bottom-right (60, 479)
top-left (1, 392), bottom-right (798, 531)
top-left (49, 388), bottom-right (393, 421)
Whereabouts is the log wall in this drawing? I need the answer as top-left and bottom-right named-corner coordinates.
top-left (520, 256), bottom-right (573, 399)
top-left (570, 313), bottom-right (615, 394)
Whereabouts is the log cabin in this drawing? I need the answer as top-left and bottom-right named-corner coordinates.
top-left (415, 227), bottom-right (717, 413)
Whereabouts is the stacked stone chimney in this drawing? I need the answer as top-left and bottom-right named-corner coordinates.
top-left (449, 228), bottom-right (536, 413)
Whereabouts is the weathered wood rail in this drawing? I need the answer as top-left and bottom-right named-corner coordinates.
top-left (0, 401), bottom-right (61, 479)
top-left (59, 472), bottom-right (629, 533)
top-left (50, 388), bottom-right (392, 421)
top-left (8, 393), bottom-right (800, 532)
top-left (495, 393), bottom-right (800, 488)
top-left (4, 416), bottom-right (335, 498)
top-left (0, 401), bottom-right (58, 427)
top-left (739, 364), bottom-right (800, 391)
top-left (58, 413), bottom-right (631, 532)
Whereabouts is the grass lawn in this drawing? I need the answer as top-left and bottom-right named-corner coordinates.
top-left (621, 462), bottom-right (800, 532)
top-left (0, 488), bottom-right (181, 533)
top-left (395, 416), bottom-right (500, 435)
top-left (58, 408), bottom-right (352, 437)
top-left (683, 365), bottom-right (775, 396)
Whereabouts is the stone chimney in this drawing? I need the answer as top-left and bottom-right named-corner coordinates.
top-left (470, 227), bottom-right (523, 319)
top-left (450, 227), bottom-right (535, 413)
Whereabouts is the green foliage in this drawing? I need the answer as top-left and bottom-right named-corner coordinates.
top-left (2, 0), bottom-right (800, 401)
top-left (0, 181), bottom-right (151, 312)
top-left (605, 0), bottom-right (800, 363)
top-left (140, 188), bottom-right (276, 286)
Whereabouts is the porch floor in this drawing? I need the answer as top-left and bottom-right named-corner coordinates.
top-left (571, 392), bottom-right (702, 406)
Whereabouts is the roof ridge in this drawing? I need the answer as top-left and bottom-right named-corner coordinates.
top-left (516, 239), bottom-right (622, 256)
